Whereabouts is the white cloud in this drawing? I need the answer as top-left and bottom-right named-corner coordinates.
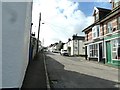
top-left (69, 0), bottom-right (110, 2)
top-left (32, 0), bottom-right (94, 46)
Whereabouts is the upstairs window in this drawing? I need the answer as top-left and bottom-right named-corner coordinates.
top-left (74, 47), bottom-right (78, 51)
top-left (74, 40), bottom-right (77, 44)
top-left (107, 22), bottom-right (112, 33)
top-left (114, 0), bottom-right (119, 8)
top-left (118, 17), bottom-right (120, 30)
top-left (96, 14), bottom-right (99, 21)
top-left (92, 27), bottom-right (97, 38)
top-left (95, 13), bottom-right (99, 21)
top-left (92, 25), bottom-right (100, 39)
top-left (87, 34), bottom-right (88, 41)
top-left (97, 25), bottom-right (100, 36)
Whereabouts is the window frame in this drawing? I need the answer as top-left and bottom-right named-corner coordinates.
top-left (95, 13), bottom-right (99, 21)
top-left (112, 38), bottom-right (120, 60)
top-left (118, 16), bottom-right (120, 30)
top-left (107, 22), bottom-right (113, 33)
top-left (89, 44), bottom-right (98, 58)
top-left (92, 25), bottom-right (100, 39)
top-left (114, 0), bottom-right (119, 8)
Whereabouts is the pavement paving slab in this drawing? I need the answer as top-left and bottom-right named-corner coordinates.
top-left (21, 51), bottom-right (47, 89)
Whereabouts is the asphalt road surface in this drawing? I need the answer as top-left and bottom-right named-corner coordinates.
top-left (45, 52), bottom-right (119, 88)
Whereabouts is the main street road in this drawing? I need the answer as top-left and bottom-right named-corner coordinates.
top-left (45, 52), bottom-right (119, 88)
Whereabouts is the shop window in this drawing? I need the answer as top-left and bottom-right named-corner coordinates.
top-left (112, 38), bottom-right (120, 60)
top-left (89, 44), bottom-right (98, 57)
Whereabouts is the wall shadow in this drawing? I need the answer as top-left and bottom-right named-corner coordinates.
top-left (45, 51), bottom-right (57, 55)
top-left (45, 55), bottom-right (119, 89)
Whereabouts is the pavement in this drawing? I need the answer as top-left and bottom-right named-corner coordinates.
top-left (21, 51), bottom-right (48, 89)
top-left (21, 51), bottom-right (119, 89)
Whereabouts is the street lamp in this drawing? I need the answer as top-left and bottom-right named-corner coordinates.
top-left (36, 13), bottom-right (44, 53)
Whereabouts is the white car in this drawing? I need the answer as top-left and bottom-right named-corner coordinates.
top-left (60, 49), bottom-right (69, 56)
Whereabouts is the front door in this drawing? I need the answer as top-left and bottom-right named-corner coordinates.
top-left (106, 41), bottom-right (111, 63)
top-left (85, 46), bottom-right (87, 60)
top-left (68, 47), bottom-right (71, 56)
top-left (99, 43), bottom-right (102, 62)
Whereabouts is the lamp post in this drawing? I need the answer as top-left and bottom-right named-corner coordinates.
top-left (36, 13), bottom-right (44, 53)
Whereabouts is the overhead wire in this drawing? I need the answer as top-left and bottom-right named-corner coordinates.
top-left (42, 21), bottom-right (72, 37)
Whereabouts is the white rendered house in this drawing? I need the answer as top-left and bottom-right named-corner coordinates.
top-left (2, 1), bottom-right (33, 88)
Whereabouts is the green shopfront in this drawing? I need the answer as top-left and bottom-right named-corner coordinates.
top-left (105, 33), bottom-right (120, 66)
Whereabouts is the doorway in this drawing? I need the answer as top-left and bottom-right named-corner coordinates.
top-left (68, 47), bottom-right (71, 56)
top-left (85, 46), bottom-right (87, 60)
top-left (99, 43), bottom-right (103, 63)
top-left (106, 41), bottom-right (112, 63)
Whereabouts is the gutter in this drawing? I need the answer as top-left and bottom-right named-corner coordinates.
top-left (43, 53), bottom-right (51, 89)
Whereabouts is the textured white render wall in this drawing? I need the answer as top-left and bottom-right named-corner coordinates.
top-left (21, 2), bottom-right (32, 87)
top-left (0, 1), bottom-right (2, 88)
top-left (2, 2), bottom-right (32, 88)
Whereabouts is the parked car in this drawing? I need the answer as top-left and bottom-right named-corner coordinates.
top-left (60, 49), bottom-right (69, 56)
top-left (51, 49), bottom-right (60, 53)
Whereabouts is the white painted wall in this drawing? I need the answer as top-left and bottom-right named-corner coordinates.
top-left (73, 40), bottom-right (79, 55)
top-left (63, 43), bottom-right (68, 50)
top-left (2, 2), bottom-right (32, 88)
top-left (71, 40), bottom-right (85, 56)
top-left (78, 40), bottom-right (85, 55)
top-left (70, 40), bottom-right (74, 56)
top-left (0, 1), bottom-right (2, 88)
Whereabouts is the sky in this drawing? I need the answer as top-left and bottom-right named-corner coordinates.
top-left (32, 0), bottom-right (112, 47)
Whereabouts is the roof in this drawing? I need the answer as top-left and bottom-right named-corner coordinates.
top-left (93, 7), bottom-right (111, 16)
top-left (72, 35), bottom-right (85, 40)
top-left (82, 6), bottom-right (120, 32)
top-left (96, 7), bottom-right (111, 12)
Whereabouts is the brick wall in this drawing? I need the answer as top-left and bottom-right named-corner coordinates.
top-left (85, 29), bottom-right (92, 41)
top-left (102, 15), bottom-right (120, 35)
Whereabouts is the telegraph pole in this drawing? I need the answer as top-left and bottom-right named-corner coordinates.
top-left (36, 13), bottom-right (41, 53)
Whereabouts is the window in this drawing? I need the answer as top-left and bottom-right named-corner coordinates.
top-left (107, 22), bottom-right (112, 33)
top-left (95, 14), bottom-right (99, 21)
top-left (114, 0), bottom-right (119, 8)
top-left (97, 25), bottom-right (100, 36)
top-left (74, 40), bottom-right (77, 44)
top-left (87, 34), bottom-right (88, 41)
top-left (74, 47), bottom-right (77, 51)
top-left (92, 27), bottom-right (96, 38)
top-left (89, 45), bottom-right (92, 57)
top-left (92, 25), bottom-right (100, 39)
top-left (89, 44), bottom-right (98, 57)
top-left (118, 17), bottom-right (120, 30)
top-left (112, 38), bottom-right (120, 60)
